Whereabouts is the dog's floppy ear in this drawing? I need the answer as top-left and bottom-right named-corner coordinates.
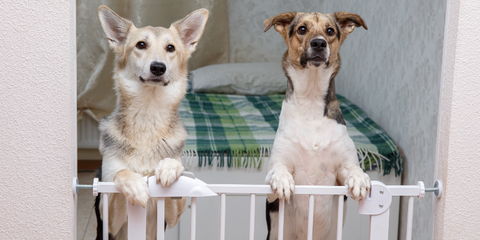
top-left (263, 12), bottom-right (297, 36)
top-left (334, 12), bottom-right (367, 41)
top-left (98, 6), bottom-right (133, 48)
top-left (172, 9), bottom-right (209, 53)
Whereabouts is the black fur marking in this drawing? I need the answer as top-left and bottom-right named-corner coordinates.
top-left (288, 24), bottom-right (295, 38)
top-left (162, 138), bottom-right (171, 149)
top-left (266, 199), bottom-right (279, 240)
top-left (323, 73), bottom-right (346, 125)
top-left (299, 54), bottom-right (308, 68)
top-left (94, 167), bottom-right (113, 240)
top-left (325, 99), bottom-right (345, 125)
top-left (282, 52), bottom-right (295, 102)
top-left (101, 131), bottom-right (133, 157)
top-left (101, 133), bottom-right (115, 149)
top-left (160, 130), bottom-right (186, 157)
top-left (335, 21), bottom-right (341, 41)
top-left (285, 78), bottom-right (295, 102)
top-left (288, 18), bottom-right (298, 38)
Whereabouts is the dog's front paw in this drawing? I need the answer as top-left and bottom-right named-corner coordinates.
top-left (346, 172), bottom-right (371, 202)
top-left (266, 166), bottom-right (295, 203)
top-left (156, 158), bottom-right (184, 187)
top-left (114, 170), bottom-right (150, 208)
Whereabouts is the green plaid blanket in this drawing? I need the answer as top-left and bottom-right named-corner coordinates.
top-left (179, 93), bottom-right (402, 176)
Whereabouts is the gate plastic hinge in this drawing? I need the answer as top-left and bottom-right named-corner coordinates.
top-left (417, 181), bottom-right (425, 199)
top-left (93, 178), bottom-right (99, 197)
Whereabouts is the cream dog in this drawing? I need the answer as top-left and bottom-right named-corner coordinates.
top-left (94, 6), bottom-right (209, 239)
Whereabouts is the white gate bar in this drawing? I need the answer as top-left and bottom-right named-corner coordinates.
top-left (191, 197), bottom-right (197, 240)
top-left (95, 182), bottom-right (424, 197)
top-left (249, 194), bottom-right (255, 240)
top-left (127, 201), bottom-right (147, 240)
top-left (307, 195), bottom-right (314, 240)
top-left (148, 176), bottom-right (216, 198)
top-left (103, 193), bottom-right (109, 240)
top-left (208, 184), bottom-right (348, 195)
top-left (406, 196), bottom-right (414, 240)
top-left (337, 195), bottom-right (344, 240)
top-left (388, 185), bottom-right (423, 196)
top-left (278, 198), bottom-right (285, 240)
top-left (369, 209), bottom-right (390, 240)
top-left (220, 193), bottom-right (226, 240)
top-left (97, 182), bottom-right (120, 193)
top-left (157, 197), bottom-right (165, 240)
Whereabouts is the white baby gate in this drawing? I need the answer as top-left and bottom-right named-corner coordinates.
top-left (72, 173), bottom-right (442, 240)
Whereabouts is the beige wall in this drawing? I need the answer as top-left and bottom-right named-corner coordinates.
top-left (434, 0), bottom-right (480, 239)
top-left (227, 0), bottom-right (446, 239)
top-left (0, 1), bottom-right (77, 239)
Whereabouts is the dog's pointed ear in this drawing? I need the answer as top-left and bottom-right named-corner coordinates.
top-left (334, 12), bottom-right (367, 40)
top-left (98, 6), bottom-right (133, 48)
top-left (172, 9), bottom-right (209, 53)
top-left (264, 12), bottom-right (297, 36)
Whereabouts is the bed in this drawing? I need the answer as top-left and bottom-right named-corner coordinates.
top-left (179, 92), bottom-right (402, 176)
top-left (179, 62), bottom-right (402, 177)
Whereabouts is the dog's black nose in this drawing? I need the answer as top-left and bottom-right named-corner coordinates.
top-left (150, 62), bottom-right (166, 76)
top-left (310, 39), bottom-right (327, 51)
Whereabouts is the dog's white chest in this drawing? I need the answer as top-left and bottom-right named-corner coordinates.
top-left (274, 107), bottom-right (349, 239)
top-left (278, 107), bottom-right (348, 186)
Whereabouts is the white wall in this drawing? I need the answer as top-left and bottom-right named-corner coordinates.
top-left (0, 1), bottom-right (77, 239)
top-left (434, 0), bottom-right (480, 239)
top-left (227, 0), bottom-right (446, 239)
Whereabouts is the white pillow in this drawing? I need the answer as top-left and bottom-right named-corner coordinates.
top-left (191, 63), bottom-right (287, 95)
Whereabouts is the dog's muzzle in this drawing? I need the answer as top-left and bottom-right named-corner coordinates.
top-left (310, 39), bottom-right (327, 52)
top-left (139, 61), bottom-right (169, 86)
top-left (150, 61), bottom-right (166, 76)
top-left (300, 39), bottom-right (329, 68)
top-left (139, 76), bottom-right (169, 86)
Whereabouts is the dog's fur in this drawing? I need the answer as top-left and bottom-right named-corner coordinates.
top-left (264, 12), bottom-right (371, 240)
top-left (94, 6), bottom-right (209, 240)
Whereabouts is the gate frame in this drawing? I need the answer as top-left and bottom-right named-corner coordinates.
top-left (73, 174), bottom-right (442, 240)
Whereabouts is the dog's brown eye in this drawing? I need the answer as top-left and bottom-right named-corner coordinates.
top-left (167, 45), bottom-right (175, 52)
top-left (136, 41), bottom-right (146, 49)
top-left (326, 28), bottom-right (335, 36)
top-left (297, 26), bottom-right (307, 35)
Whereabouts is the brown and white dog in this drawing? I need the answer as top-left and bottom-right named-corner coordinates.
top-left (94, 6), bottom-right (209, 240)
top-left (264, 12), bottom-right (371, 240)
